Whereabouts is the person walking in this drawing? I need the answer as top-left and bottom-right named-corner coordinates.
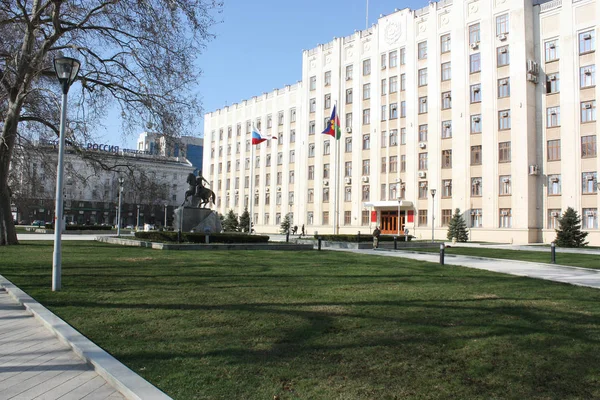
top-left (372, 226), bottom-right (381, 249)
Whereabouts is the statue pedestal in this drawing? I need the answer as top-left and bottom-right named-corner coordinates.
top-left (174, 207), bottom-right (222, 234)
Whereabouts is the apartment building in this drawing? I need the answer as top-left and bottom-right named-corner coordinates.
top-left (203, 0), bottom-right (600, 245)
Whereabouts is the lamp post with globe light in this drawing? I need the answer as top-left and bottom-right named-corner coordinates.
top-left (52, 57), bottom-right (80, 292)
top-left (430, 188), bottom-right (437, 243)
top-left (117, 177), bottom-right (125, 237)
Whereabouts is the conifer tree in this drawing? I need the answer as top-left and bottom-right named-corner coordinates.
top-left (280, 213), bottom-right (292, 234)
top-left (222, 210), bottom-right (239, 232)
top-left (447, 208), bottom-right (469, 242)
top-left (555, 207), bottom-right (588, 247)
top-left (239, 208), bottom-right (251, 233)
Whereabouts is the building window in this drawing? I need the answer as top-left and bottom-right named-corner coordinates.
top-left (579, 30), bottom-right (595, 54)
top-left (309, 98), bottom-right (316, 113)
top-left (324, 70), bottom-right (331, 86)
top-left (471, 209), bottom-right (482, 228)
top-left (307, 211), bottom-right (314, 225)
top-left (496, 14), bottom-right (509, 35)
top-left (583, 208), bottom-right (598, 229)
top-left (441, 92), bottom-right (452, 109)
top-left (363, 83), bottom-right (371, 100)
top-left (400, 48), bottom-right (406, 64)
top-left (323, 140), bottom-right (331, 155)
top-left (381, 157), bottom-right (387, 173)
top-left (401, 101), bottom-right (406, 118)
top-left (418, 153), bottom-right (428, 171)
top-left (546, 73), bottom-right (560, 94)
top-left (346, 65), bottom-right (353, 80)
top-left (362, 210), bottom-right (369, 226)
top-left (442, 150), bottom-right (452, 169)
top-left (468, 54), bottom-right (480, 77)
top-left (362, 185), bottom-right (370, 201)
top-left (346, 89), bottom-right (353, 104)
top-left (345, 113), bottom-right (352, 130)
top-left (308, 144), bottom-right (315, 158)
top-left (499, 209), bottom-right (512, 228)
top-left (401, 128), bottom-right (406, 145)
top-left (290, 108), bottom-right (296, 122)
top-left (389, 130), bottom-right (398, 146)
top-left (441, 121), bottom-right (452, 139)
top-left (419, 97), bottom-right (428, 114)
top-left (389, 76), bottom-right (398, 93)
top-left (418, 68), bottom-right (428, 86)
top-left (471, 145), bottom-right (482, 165)
top-left (389, 156), bottom-right (398, 173)
top-left (323, 188), bottom-right (329, 203)
top-left (471, 115), bottom-right (482, 134)
top-left (548, 174), bottom-right (561, 195)
top-left (548, 209), bottom-right (561, 229)
top-left (545, 39), bottom-right (559, 62)
top-left (499, 142), bottom-right (511, 163)
top-left (362, 134), bottom-right (370, 150)
top-left (499, 110), bottom-right (511, 130)
top-left (363, 59), bottom-right (371, 75)
top-left (322, 211), bottom-right (329, 225)
top-left (470, 84), bottom-right (481, 103)
top-left (381, 131), bottom-right (387, 148)
top-left (344, 211), bottom-right (352, 226)
top-left (547, 139), bottom-right (561, 161)
top-left (345, 161), bottom-right (352, 177)
top-left (441, 180), bottom-right (452, 199)
top-left (363, 109), bottom-right (371, 125)
top-left (400, 74), bottom-right (406, 91)
top-left (419, 124), bottom-right (428, 142)
top-left (582, 172), bottom-right (598, 194)
top-left (362, 159), bottom-right (370, 175)
top-left (582, 101), bottom-right (596, 123)
top-left (441, 209), bottom-right (452, 226)
top-left (418, 41), bottom-right (427, 59)
top-left (499, 175), bottom-right (512, 196)
top-left (441, 34), bottom-right (451, 53)
top-left (390, 103), bottom-right (398, 119)
top-left (387, 50), bottom-right (397, 68)
top-left (441, 62), bottom-right (451, 81)
top-left (324, 94), bottom-right (331, 109)
top-left (345, 187), bottom-right (352, 202)
top-left (471, 178), bottom-right (482, 197)
top-left (547, 106), bottom-right (560, 127)
top-left (345, 137), bottom-right (352, 152)
top-left (401, 155), bottom-right (406, 172)
top-left (307, 189), bottom-right (314, 203)
top-left (381, 105), bottom-right (387, 121)
top-left (469, 23), bottom-right (480, 45)
top-left (498, 78), bottom-right (510, 98)
top-left (497, 46), bottom-right (510, 66)
top-left (582, 135), bottom-right (597, 158)
top-left (381, 53), bottom-right (386, 69)
top-left (381, 78), bottom-right (387, 96)
top-left (418, 209), bottom-right (428, 227)
top-left (309, 76), bottom-right (316, 90)
top-left (323, 164), bottom-right (330, 180)
top-left (309, 121), bottom-right (315, 135)
top-left (580, 65), bottom-right (595, 88)
top-left (419, 182), bottom-right (428, 199)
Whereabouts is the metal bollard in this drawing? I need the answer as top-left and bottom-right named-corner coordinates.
top-left (286, 231), bottom-right (290, 243)
top-left (551, 242), bottom-right (556, 264)
top-left (318, 236), bottom-right (322, 251)
top-left (394, 236), bottom-right (398, 250)
top-left (440, 243), bottom-right (445, 265)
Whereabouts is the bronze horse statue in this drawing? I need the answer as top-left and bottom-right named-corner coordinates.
top-left (182, 173), bottom-right (216, 208)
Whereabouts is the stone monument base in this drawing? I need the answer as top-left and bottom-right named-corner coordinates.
top-left (173, 207), bottom-right (222, 234)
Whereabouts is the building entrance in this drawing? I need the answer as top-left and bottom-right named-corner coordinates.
top-left (380, 211), bottom-right (406, 234)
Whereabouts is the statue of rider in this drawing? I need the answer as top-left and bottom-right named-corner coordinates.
top-left (195, 170), bottom-right (210, 196)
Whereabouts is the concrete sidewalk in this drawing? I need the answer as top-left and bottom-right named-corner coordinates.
top-left (332, 247), bottom-right (600, 289)
top-left (0, 278), bottom-right (171, 400)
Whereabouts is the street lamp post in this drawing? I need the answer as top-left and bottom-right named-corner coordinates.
top-left (430, 189), bottom-right (436, 243)
top-left (164, 203), bottom-right (168, 228)
top-left (117, 177), bottom-right (124, 237)
top-left (136, 204), bottom-right (141, 231)
top-left (397, 179), bottom-right (403, 236)
top-left (52, 56), bottom-right (81, 292)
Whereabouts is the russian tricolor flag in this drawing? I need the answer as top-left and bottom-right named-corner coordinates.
top-left (251, 125), bottom-right (275, 145)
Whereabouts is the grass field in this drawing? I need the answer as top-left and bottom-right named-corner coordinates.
top-left (400, 246), bottom-right (600, 269)
top-left (1, 241), bottom-right (600, 399)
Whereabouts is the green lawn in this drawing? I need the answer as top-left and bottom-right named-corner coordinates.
top-left (1, 242), bottom-right (600, 399)
top-left (401, 246), bottom-right (600, 269)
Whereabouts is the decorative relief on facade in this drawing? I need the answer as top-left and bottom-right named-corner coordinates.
top-left (384, 21), bottom-right (402, 45)
top-left (362, 39), bottom-right (371, 53)
top-left (417, 20), bottom-right (427, 34)
top-left (324, 53), bottom-right (332, 65)
top-left (346, 47), bottom-right (354, 58)
top-left (468, 2), bottom-right (479, 16)
top-left (309, 59), bottom-right (317, 70)
top-left (495, 0), bottom-right (507, 6)
top-left (439, 12), bottom-right (450, 27)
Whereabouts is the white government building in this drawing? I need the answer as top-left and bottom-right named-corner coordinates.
top-left (203, 0), bottom-right (600, 245)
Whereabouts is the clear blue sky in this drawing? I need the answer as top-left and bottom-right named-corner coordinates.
top-left (105, 0), bottom-right (425, 148)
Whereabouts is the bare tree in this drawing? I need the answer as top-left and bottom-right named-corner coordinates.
top-left (0, 0), bottom-right (222, 244)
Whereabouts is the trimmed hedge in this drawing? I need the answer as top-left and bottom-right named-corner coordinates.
top-left (135, 231), bottom-right (270, 244)
top-left (66, 225), bottom-right (113, 231)
top-left (313, 234), bottom-right (414, 242)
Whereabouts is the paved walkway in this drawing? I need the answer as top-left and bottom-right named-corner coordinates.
top-left (331, 247), bottom-right (600, 289)
top-left (0, 288), bottom-right (126, 400)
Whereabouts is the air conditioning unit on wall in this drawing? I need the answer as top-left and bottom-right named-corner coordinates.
top-left (362, 176), bottom-right (369, 183)
top-left (418, 171), bottom-right (426, 178)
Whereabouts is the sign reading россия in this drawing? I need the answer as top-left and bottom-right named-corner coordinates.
top-left (39, 139), bottom-right (156, 155)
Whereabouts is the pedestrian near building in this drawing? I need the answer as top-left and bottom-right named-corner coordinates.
top-left (373, 226), bottom-right (381, 249)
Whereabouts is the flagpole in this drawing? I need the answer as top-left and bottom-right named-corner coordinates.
top-left (249, 137), bottom-right (255, 233)
top-left (335, 37), bottom-right (343, 235)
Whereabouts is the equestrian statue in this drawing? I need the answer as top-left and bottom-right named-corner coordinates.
top-left (182, 171), bottom-right (216, 208)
